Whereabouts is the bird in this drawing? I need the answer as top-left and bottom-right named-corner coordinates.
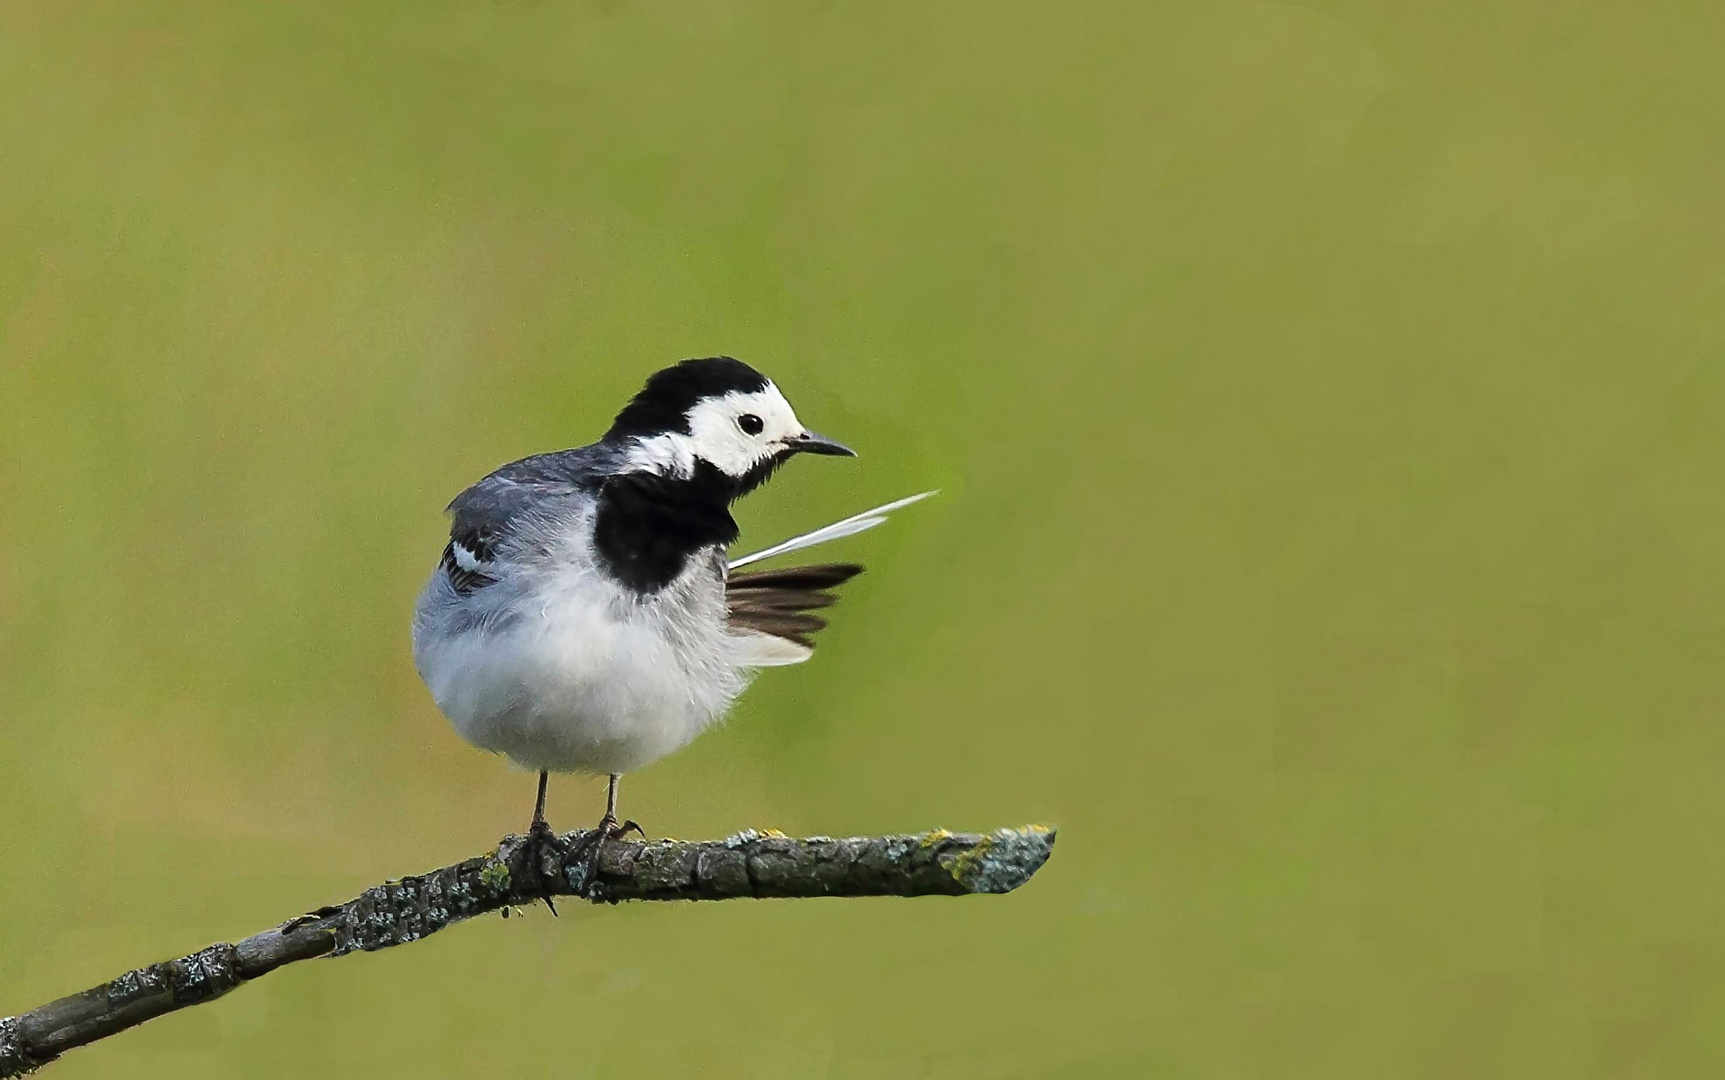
top-left (411, 356), bottom-right (931, 904)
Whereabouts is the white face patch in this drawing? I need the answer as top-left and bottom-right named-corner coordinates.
top-left (624, 383), bottom-right (807, 479)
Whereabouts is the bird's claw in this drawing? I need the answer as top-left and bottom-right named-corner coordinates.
top-left (592, 814), bottom-right (645, 841)
top-left (523, 818), bottom-right (560, 917)
top-left (573, 815), bottom-right (646, 900)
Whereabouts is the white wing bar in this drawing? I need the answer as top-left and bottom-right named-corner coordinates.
top-left (727, 490), bottom-right (937, 571)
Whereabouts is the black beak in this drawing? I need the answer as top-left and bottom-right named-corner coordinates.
top-left (783, 430), bottom-right (856, 457)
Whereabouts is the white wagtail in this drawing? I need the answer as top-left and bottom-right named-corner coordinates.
top-left (412, 356), bottom-right (930, 901)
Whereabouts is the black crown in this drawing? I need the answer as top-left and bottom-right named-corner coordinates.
top-left (606, 357), bottom-right (769, 440)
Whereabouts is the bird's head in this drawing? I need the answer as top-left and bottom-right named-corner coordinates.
top-left (606, 357), bottom-right (853, 494)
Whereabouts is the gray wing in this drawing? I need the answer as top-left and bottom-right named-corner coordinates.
top-left (439, 446), bottom-right (613, 595)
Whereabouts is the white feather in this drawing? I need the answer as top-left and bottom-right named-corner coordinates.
top-left (450, 541), bottom-right (486, 572)
top-left (729, 630), bottom-right (815, 667)
top-left (728, 490), bottom-right (938, 570)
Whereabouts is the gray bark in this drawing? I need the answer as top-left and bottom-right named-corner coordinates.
top-left (0, 825), bottom-right (1054, 1076)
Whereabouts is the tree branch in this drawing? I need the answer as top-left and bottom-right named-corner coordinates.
top-left (0, 825), bottom-right (1055, 1076)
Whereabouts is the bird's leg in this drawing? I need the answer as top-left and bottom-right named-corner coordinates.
top-left (523, 770), bottom-right (558, 916)
top-left (531, 768), bottom-right (550, 829)
top-left (576, 774), bottom-right (644, 900)
top-left (595, 773), bottom-right (645, 839)
top-left (596, 772), bottom-right (618, 833)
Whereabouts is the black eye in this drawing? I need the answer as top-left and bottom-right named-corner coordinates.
top-left (738, 413), bottom-right (764, 436)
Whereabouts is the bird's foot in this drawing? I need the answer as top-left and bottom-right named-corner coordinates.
top-left (572, 815), bottom-right (645, 900)
top-left (599, 814), bottom-right (646, 841)
top-left (523, 817), bottom-right (561, 917)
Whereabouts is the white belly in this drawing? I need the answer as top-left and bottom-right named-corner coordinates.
top-left (413, 551), bottom-right (751, 775)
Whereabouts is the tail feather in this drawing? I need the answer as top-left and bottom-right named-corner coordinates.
top-left (727, 566), bottom-right (859, 646)
top-left (725, 492), bottom-right (933, 668)
top-left (727, 490), bottom-right (936, 570)
top-left (727, 563), bottom-right (863, 603)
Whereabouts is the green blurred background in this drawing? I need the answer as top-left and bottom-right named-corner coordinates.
top-left (4, 0), bottom-right (1725, 1075)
